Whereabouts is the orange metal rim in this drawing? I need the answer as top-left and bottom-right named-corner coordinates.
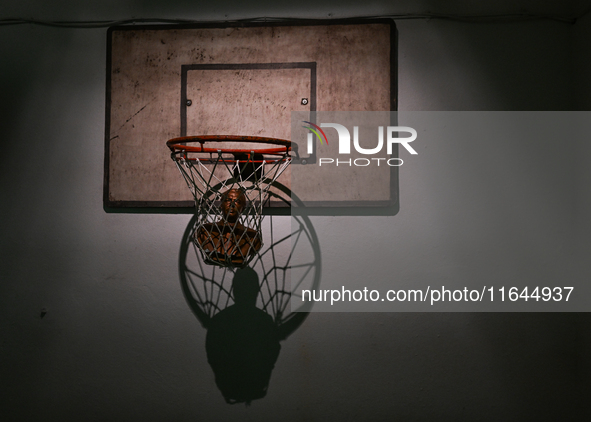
top-left (166, 135), bottom-right (293, 156)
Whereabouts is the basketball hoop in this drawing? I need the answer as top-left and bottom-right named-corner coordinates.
top-left (167, 135), bottom-right (296, 268)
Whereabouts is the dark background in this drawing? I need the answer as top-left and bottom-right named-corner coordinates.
top-left (1, 0), bottom-right (590, 420)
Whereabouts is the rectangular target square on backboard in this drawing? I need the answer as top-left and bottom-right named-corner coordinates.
top-left (181, 63), bottom-right (316, 207)
top-left (104, 19), bottom-right (397, 213)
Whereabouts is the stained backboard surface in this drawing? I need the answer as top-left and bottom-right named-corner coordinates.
top-left (104, 20), bottom-right (397, 211)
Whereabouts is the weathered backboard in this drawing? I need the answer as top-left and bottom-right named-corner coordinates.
top-left (104, 19), bottom-right (397, 212)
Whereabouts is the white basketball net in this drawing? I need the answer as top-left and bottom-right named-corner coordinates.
top-left (171, 150), bottom-right (291, 268)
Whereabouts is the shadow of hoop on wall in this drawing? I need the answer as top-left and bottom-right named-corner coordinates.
top-left (178, 182), bottom-right (321, 404)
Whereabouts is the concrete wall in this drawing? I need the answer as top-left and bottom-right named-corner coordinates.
top-left (1, 1), bottom-right (588, 420)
